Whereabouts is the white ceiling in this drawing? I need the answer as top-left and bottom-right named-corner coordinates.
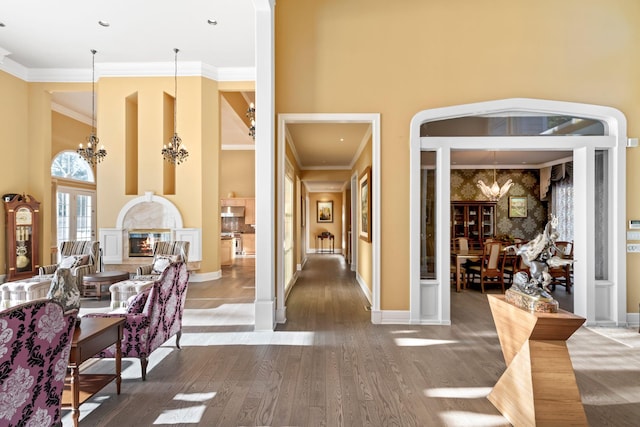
top-left (0, 0), bottom-right (255, 72)
top-left (2, 3), bottom-right (574, 193)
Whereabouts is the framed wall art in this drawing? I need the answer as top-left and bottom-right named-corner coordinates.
top-left (359, 166), bottom-right (372, 242)
top-left (317, 200), bottom-right (333, 223)
top-left (508, 196), bottom-right (528, 218)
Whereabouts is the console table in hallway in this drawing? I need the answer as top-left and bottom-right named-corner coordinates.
top-left (316, 233), bottom-right (335, 253)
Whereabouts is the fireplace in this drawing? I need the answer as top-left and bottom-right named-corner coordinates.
top-left (128, 229), bottom-right (171, 257)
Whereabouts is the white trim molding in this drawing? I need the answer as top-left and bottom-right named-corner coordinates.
top-left (410, 98), bottom-right (627, 327)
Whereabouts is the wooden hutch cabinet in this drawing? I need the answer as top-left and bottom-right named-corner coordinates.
top-left (4, 194), bottom-right (40, 281)
top-left (451, 201), bottom-right (496, 248)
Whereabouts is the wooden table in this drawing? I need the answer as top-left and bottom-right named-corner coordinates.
top-left (62, 317), bottom-right (125, 427)
top-left (82, 270), bottom-right (130, 299)
top-left (451, 249), bottom-right (482, 292)
top-left (316, 234), bottom-right (335, 253)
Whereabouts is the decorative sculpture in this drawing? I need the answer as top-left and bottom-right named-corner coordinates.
top-left (507, 215), bottom-right (574, 312)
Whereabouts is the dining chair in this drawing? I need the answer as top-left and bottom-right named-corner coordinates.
top-left (451, 237), bottom-right (470, 288)
top-left (467, 241), bottom-right (506, 293)
top-left (549, 241), bottom-right (573, 293)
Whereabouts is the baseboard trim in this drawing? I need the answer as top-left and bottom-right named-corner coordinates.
top-left (188, 270), bottom-right (221, 282)
top-left (355, 272), bottom-right (372, 305)
top-left (372, 310), bottom-right (411, 324)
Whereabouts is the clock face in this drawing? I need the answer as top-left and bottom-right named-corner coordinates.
top-left (15, 207), bottom-right (32, 225)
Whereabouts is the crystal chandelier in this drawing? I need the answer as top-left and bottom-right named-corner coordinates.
top-left (77, 49), bottom-right (107, 166)
top-left (161, 48), bottom-right (189, 165)
top-left (246, 102), bottom-right (255, 139)
top-left (477, 152), bottom-right (513, 201)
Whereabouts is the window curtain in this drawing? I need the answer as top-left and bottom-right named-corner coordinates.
top-left (549, 162), bottom-right (573, 241)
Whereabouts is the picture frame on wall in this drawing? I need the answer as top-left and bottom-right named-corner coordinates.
top-left (301, 197), bottom-right (306, 227)
top-left (508, 196), bottom-right (528, 218)
top-left (359, 166), bottom-right (372, 242)
top-left (317, 200), bottom-right (333, 223)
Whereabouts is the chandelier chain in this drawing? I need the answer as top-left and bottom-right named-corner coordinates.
top-left (77, 49), bottom-right (107, 166)
top-left (162, 47), bottom-right (189, 164)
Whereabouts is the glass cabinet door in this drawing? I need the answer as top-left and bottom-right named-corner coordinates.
top-left (480, 205), bottom-right (495, 240)
top-left (467, 206), bottom-right (479, 241)
top-left (452, 205), bottom-right (466, 238)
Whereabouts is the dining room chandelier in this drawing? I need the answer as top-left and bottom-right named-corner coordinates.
top-left (161, 48), bottom-right (189, 165)
top-left (77, 49), bottom-right (107, 166)
top-left (477, 152), bottom-right (513, 201)
top-left (246, 102), bottom-right (256, 139)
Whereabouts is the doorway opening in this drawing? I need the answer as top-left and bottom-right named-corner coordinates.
top-left (410, 98), bottom-right (627, 326)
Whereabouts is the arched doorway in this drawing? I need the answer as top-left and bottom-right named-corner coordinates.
top-left (410, 98), bottom-right (627, 326)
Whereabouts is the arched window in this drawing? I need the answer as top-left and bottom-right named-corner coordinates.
top-left (50, 151), bottom-right (96, 243)
top-left (51, 151), bottom-right (94, 183)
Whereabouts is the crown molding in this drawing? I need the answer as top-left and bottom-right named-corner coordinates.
top-left (0, 57), bottom-right (255, 82)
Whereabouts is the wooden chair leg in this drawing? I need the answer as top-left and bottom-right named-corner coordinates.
top-left (176, 330), bottom-right (182, 349)
top-left (140, 357), bottom-right (148, 381)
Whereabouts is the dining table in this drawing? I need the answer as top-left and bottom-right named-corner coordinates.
top-left (451, 249), bottom-right (483, 292)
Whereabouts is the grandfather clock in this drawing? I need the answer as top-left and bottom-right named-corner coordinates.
top-left (4, 194), bottom-right (40, 281)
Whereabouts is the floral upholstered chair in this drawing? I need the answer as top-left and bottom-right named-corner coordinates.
top-left (84, 262), bottom-right (189, 381)
top-left (0, 300), bottom-right (77, 427)
top-left (38, 240), bottom-right (101, 291)
top-left (133, 241), bottom-right (190, 281)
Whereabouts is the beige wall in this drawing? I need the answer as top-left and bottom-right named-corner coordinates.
top-left (353, 136), bottom-right (372, 296)
top-left (0, 72), bottom-right (30, 275)
top-left (308, 192), bottom-right (342, 251)
top-left (276, 0), bottom-right (640, 312)
top-left (52, 112), bottom-right (92, 156)
top-left (220, 150), bottom-right (255, 198)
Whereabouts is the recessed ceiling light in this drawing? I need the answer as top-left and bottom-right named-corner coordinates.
top-left (98, 20), bottom-right (110, 27)
top-left (207, 19), bottom-right (218, 26)
top-left (340, 138), bottom-right (344, 142)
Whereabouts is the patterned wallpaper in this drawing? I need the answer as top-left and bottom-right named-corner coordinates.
top-left (451, 169), bottom-right (548, 241)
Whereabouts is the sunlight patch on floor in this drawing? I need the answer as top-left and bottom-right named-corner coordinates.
top-left (179, 331), bottom-right (315, 346)
top-left (424, 386), bottom-right (492, 399)
top-left (394, 337), bottom-right (458, 346)
top-left (173, 392), bottom-right (217, 402)
top-left (183, 304), bottom-right (254, 326)
top-left (153, 406), bottom-right (207, 425)
top-left (439, 411), bottom-right (507, 427)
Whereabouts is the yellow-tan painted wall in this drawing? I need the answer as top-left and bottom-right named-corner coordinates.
top-left (276, 0), bottom-right (640, 312)
top-left (353, 136), bottom-right (372, 295)
top-left (52, 112), bottom-right (91, 156)
top-left (308, 192), bottom-right (343, 252)
top-left (220, 150), bottom-right (255, 198)
top-left (0, 72), bottom-right (30, 275)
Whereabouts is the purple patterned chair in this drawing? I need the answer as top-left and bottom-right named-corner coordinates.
top-left (84, 262), bottom-right (189, 381)
top-left (0, 300), bottom-right (77, 427)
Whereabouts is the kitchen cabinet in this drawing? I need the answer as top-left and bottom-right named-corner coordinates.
top-left (451, 201), bottom-right (496, 248)
top-left (244, 198), bottom-right (255, 225)
top-left (221, 238), bottom-right (233, 266)
top-left (242, 233), bottom-right (255, 255)
top-left (4, 194), bottom-right (40, 281)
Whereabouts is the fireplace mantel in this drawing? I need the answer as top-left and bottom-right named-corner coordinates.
top-left (100, 192), bottom-right (201, 264)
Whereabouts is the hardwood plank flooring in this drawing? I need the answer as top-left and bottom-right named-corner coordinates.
top-left (63, 255), bottom-right (640, 426)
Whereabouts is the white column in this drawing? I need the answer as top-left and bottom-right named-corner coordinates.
top-left (253, 0), bottom-right (276, 330)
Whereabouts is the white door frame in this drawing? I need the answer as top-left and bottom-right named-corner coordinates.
top-left (409, 98), bottom-right (627, 326)
top-left (350, 172), bottom-right (359, 271)
top-left (277, 113), bottom-right (381, 323)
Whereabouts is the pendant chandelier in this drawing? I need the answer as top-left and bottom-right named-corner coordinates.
top-left (162, 48), bottom-right (189, 165)
top-left (246, 102), bottom-right (256, 139)
top-left (477, 152), bottom-right (513, 201)
top-left (77, 49), bottom-right (107, 166)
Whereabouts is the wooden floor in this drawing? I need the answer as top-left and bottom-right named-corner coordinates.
top-left (63, 255), bottom-right (640, 426)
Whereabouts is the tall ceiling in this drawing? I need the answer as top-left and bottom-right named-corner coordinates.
top-left (0, 0), bottom-right (255, 71)
top-left (2, 3), bottom-right (574, 193)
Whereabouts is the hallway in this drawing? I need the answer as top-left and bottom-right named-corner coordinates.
top-left (65, 255), bottom-right (639, 426)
